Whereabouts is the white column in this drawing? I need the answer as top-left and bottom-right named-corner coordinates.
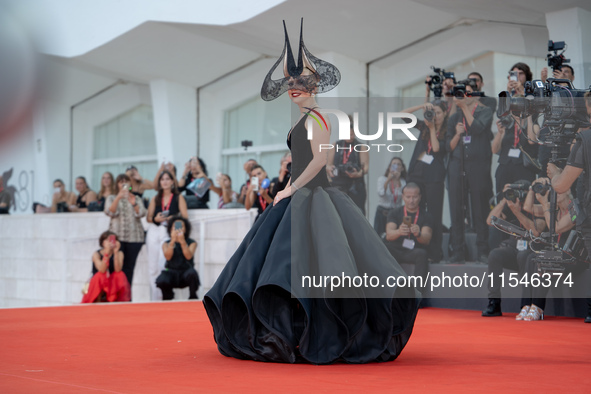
top-left (149, 79), bottom-right (197, 169)
top-left (545, 7), bottom-right (591, 89)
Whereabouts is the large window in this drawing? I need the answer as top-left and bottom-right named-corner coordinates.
top-left (222, 96), bottom-right (291, 189)
top-left (92, 105), bottom-right (158, 198)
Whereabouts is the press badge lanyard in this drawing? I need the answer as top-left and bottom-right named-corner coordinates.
top-left (342, 144), bottom-right (351, 164)
top-left (162, 194), bottom-right (173, 212)
top-left (259, 194), bottom-right (268, 211)
top-left (513, 123), bottom-right (520, 148)
top-left (390, 182), bottom-right (399, 204)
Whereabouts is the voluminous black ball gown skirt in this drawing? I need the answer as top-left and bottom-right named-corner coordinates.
top-left (203, 186), bottom-right (420, 364)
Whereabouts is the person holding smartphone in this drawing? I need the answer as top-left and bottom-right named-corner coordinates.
top-left (245, 165), bottom-right (274, 220)
top-left (374, 157), bottom-right (406, 236)
top-left (156, 217), bottom-right (200, 300)
top-left (178, 156), bottom-right (210, 209)
top-left (104, 174), bottom-right (147, 292)
top-left (506, 62), bottom-right (532, 97)
top-left (146, 170), bottom-right (188, 300)
top-left (82, 231), bottom-right (130, 303)
top-left (383, 183), bottom-right (433, 301)
top-left (326, 122), bottom-right (369, 214)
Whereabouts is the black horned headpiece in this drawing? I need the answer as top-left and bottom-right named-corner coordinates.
top-left (260, 18), bottom-right (340, 101)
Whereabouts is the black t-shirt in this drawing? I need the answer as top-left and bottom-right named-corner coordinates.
top-left (92, 250), bottom-right (115, 275)
top-left (252, 188), bottom-right (274, 218)
top-left (152, 193), bottom-right (180, 226)
top-left (164, 238), bottom-right (196, 271)
top-left (331, 139), bottom-right (364, 187)
top-left (270, 174), bottom-right (290, 196)
top-left (407, 120), bottom-right (447, 183)
top-left (479, 95), bottom-right (497, 114)
top-left (179, 174), bottom-right (210, 206)
top-left (446, 105), bottom-right (493, 162)
top-left (497, 120), bottom-right (538, 166)
top-left (386, 206), bottom-right (433, 249)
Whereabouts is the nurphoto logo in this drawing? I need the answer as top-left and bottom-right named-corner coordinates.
top-left (305, 109), bottom-right (418, 153)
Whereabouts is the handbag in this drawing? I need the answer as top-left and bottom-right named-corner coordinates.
top-left (519, 144), bottom-right (542, 172)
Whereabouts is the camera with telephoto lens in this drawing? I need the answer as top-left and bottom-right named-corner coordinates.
top-left (503, 182), bottom-right (530, 203)
top-left (426, 66), bottom-right (456, 98)
top-left (547, 40), bottom-right (570, 72)
top-left (499, 114), bottom-right (515, 130)
top-left (337, 162), bottom-right (360, 176)
top-left (532, 182), bottom-right (552, 196)
top-left (451, 82), bottom-right (485, 99)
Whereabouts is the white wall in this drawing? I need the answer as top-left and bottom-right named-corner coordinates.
top-left (0, 209), bottom-right (256, 308)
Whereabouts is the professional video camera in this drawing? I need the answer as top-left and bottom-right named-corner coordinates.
top-left (498, 78), bottom-right (590, 146)
top-left (490, 216), bottom-right (588, 272)
top-left (547, 40), bottom-right (570, 72)
top-left (425, 66), bottom-right (455, 98)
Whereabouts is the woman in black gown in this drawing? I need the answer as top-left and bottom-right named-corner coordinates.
top-left (203, 19), bottom-right (420, 364)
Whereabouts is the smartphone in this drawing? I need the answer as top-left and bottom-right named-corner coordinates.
top-left (174, 221), bottom-right (182, 231)
top-left (403, 216), bottom-right (412, 226)
top-left (161, 210), bottom-right (170, 217)
top-left (509, 71), bottom-right (518, 82)
top-left (391, 163), bottom-right (399, 172)
top-left (108, 235), bottom-right (116, 245)
top-left (251, 176), bottom-right (259, 192)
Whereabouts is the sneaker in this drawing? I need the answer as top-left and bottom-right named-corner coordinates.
top-left (523, 304), bottom-right (544, 321)
top-left (482, 298), bottom-right (502, 317)
top-left (584, 315), bottom-right (591, 323)
top-left (478, 254), bottom-right (488, 264)
top-left (515, 305), bottom-right (530, 321)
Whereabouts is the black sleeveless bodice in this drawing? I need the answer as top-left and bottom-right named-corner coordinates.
top-left (287, 114), bottom-right (330, 189)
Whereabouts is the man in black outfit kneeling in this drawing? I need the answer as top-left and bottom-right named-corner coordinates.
top-left (384, 182), bottom-right (432, 298)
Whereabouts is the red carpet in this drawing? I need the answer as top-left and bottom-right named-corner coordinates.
top-left (0, 302), bottom-right (589, 393)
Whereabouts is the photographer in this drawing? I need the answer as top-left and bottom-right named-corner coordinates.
top-left (104, 173), bottom-right (146, 290)
top-left (400, 100), bottom-right (448, 262)
top-left (482, 181), bottom-right (545, 317)
top-left (467, 72), bottom-right (497, 113)
top-left (374, 157), bottom-right (406, 236)
top-left (270, 152), bottom-right (292, 196)
top-left (179, 156), bottom-right (210, 209)
top-left (541, 65), bottom-right (575, 86)
top-left (156, 217), bottom-right (200, 300)
top-left (506, 63), bottom-right (532, 97)
top-left (238, 159), bottom-right (258, 205)
top-left (517, 178), bottom-right (587, 320)
top-left (326, 124), bottom-right (369, 214)
top-left (245, 165), bottom-right (274, 219)
top-left (492, 112), bottom-right (539, 199)
top-left (384, 183), bottom-right (432, 298)
top-left (445, 79), bottom-right (494, 263)
top-left (146, 170), bottom-right (188, 301)
top-left (549, 91), bottom-right (591, 322)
